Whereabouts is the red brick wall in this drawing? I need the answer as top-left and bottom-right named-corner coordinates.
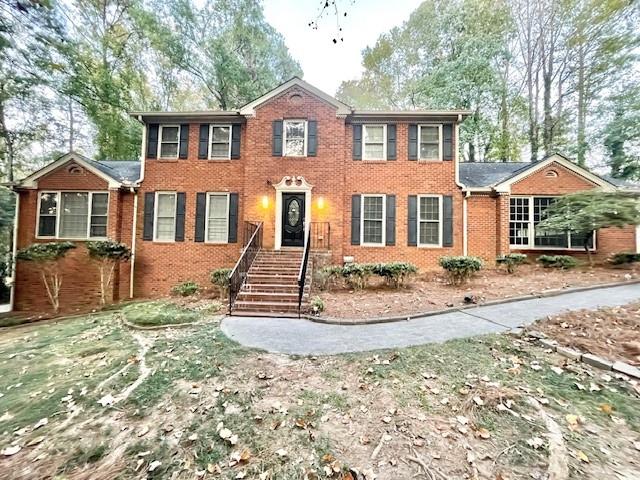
top-left (467, 194), bottom-right (498, 261)
top-left (14, 163), bottom-right (134, 313)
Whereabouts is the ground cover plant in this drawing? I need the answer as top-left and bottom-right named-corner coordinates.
top-left (171, 281), bottom-right (200, 297)
top-left (538, 255), bottom-right (579, 269)
top-left (439, 256), bottom-right (483, 285)
top-left (1, 301), bottom-right (639, 479)
top-left (121, 300), bottom-right (201, 327)
top-left (496, 253), bottom-right (528, 274)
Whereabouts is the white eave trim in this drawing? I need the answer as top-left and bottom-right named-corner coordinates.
top-left (492, 154), bottom-right (618, 193)
top-left (239, 77), bottom-right (352, 116)
top-left (18, 152), bottom-right (123, 190)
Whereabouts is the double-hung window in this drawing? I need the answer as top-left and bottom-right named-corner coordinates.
top-left (37, 191), bottom-right (108, 239)
top-left (159, 125), bottom-right (180, 159)
top-left (283, 120), bottom-right (307, 156)
top-left (154, 192), bottom-right (177, 241)
top-left (418, 125), bottom-right (442, 161)
top-left (206, 193), bottom-right (229, 243)
top-left (509, 196), bottom-right (595, 249)
top-left (209, 125), bottom-right (231, 159)
top-left (418, 195), bottom-right (442, 247)
top-left (361, 194), bottom-right (385, 245)
top-left (362, 125), bottom-right (386, 160)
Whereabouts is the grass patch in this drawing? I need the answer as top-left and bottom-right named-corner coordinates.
top-left (121, 301), bottom-right (200, 326)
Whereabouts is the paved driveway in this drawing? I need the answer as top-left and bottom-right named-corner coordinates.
top-left (221, 284), bottom-right (640, 355)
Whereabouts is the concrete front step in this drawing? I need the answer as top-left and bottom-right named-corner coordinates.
top-left (241, 283), bottom-right (307, 293)
top-left (247, 274), bottom-right (299, 284)
top-left (237, 291), bottom-right (299, 302)
top-left (233, 300), bottom-right (303, 314)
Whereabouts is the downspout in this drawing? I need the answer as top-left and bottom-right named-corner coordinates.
top-left (8, 191), bottom-right (19, 311)
top-left (129, 116), bottom-right (146, 298)
top-left (453, 118), bottom-right (469, 256)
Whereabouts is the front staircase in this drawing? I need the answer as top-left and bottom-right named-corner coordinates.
top-left (232, 249), bottom-right (311, 316)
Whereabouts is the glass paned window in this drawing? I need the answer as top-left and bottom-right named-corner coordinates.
top-left (38, 192), bottom-right (58, 237)
top-left (509, 197), bottom-right (530, 246)
top-left (155, 193), bottom-right (176, 241)
top-left (207, 194), bottom-right (228, 242)
top-left (362, 195), bottom-right (384, 244)
top-left (363, 125), bottom-right (385, 160)
top-left (533, 197), bottom-right (568, 247)
top-left (159, 126), bottom-right (179, 158)
top-left (59, 192), bottom-right (89, 238)
top-left (210, 126), bottom-right (231, 158)
top-left (419, 196), bottom-right (440, 245)
top-left (284, 120), bottom-right (306, 156)
top-left (90, 193), bottom-right (108, 237)
top-left (419, 125), bottom-right (440, 160)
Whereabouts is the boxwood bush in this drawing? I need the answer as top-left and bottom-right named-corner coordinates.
top-left (609, 252), bottom-right (640, 265)
top-left (171, 281), bottom-right (200, 297)
top-left (438, 256), bottom-right (483, 285)
top-left (371, 262), bottom-right (418, 288)
top-left (496, 253), bottom-right (528, 274)
top-left (537, 255), bottom-right (578, 269)
top-left (320, 262), bottom-right (418, 290)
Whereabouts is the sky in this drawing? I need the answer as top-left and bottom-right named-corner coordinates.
top-left (262, 0), bottom-right (423, 96)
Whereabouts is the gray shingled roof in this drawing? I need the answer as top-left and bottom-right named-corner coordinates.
top-left (459, 162), bottom-right (531, 187)
top-left (90, 160), bottom-right (140, 183)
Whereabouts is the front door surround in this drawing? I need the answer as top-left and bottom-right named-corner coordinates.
top-left (273, 176), bottom-right (312, 250)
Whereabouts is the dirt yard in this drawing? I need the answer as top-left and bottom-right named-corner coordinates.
top-left (315, 264), bottom-right (640, 320)
top-left (1, 301), bottom-right (640, 479)
top-left (532, 302), bottom-right (640, 366)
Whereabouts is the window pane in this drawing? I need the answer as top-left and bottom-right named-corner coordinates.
top-left (212, 126), bottom-right (230, 142)
top-left (161, 126), bottom-right (179, 142)
top-left (90, 223), bottom-right (107, 238)
top-left (210, 143), bottom-right (229, 158)
top-left (363, 196), bottom-right (383, 220)
top-left (39, 193), bottom-right (57, 215)
top-left (364, 125), bottom-right (384, 143)
top-left (60, 192), bottom-right (88, 238)
top-left (570, 231), bottom-right (595, 249)
top-left (160, 143), bottom-right (178, 158)
top-left (509, 198), bottom-right (531, 246)
top-left (156, 218), bottom-right (175, 240)
top-left (419, 197), bottom-right (439, 221)
top-left (419, 222), bottom-right (439, 245)
top-left (38, 216), bottom-right (56, 237)
top-left (420, 143), bottom-right (439, 159)
top-left (420, 126), bottom-right (439, 142)
top-left (363, 220), bottom-right (383, 244)
top-left (155, 193), bottom-right (176, 241)
top-left (91, 193), bottom-right (108, 215)
top-left (285, 121), bottom-right (305, 138)
top-left (364, 144), bottom-right (384, 159)
top-left (157, 194), bottom-right (176, 216)
top-left (207, 195), bottom-right (228, 242)
top-left (285, 138), bottom-right (305, 156)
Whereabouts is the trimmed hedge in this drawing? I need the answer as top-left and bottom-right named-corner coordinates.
top-left (537, 255), bottom-right (578, 269)
top-left (321, 261), bottom-right (418, 290)
top-left (496, 253), bottom-right (527, 274)
top-left (609, 252), bottom-right (640, 265)
top-left (439, 256), bottom-right (483, 285)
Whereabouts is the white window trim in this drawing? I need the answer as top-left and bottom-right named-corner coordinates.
top-left (417, 194), bottom-right (443, 248)
top-left (509, 195), bottom-right (597, 251)
top-left (208, 124), bottom-right (232, 160)
top-left (418, 124), bottom-right (443, 161)
top-left (282, 119), bottom-right (308, 157)
top-left (204, 192), bottom-right (230, 244)
top-left (153, 191), bottom-right (177, 243)
top-left (35, 190), bottom-right (109, 240)
top-left (360, 194), bottom-right (386, 247)
top-left (362, 124), bottom-right (387, 161)
top-left (158, 124), bottom-right (181, 159)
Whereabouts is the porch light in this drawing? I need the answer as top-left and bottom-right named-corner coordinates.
top-left (261, 195), bottom-right (269, 209)
top-left (317, 196), bottom-right (325, 210)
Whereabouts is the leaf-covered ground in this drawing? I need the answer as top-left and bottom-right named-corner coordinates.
top-left (1, 303), bottom-right (639, 480)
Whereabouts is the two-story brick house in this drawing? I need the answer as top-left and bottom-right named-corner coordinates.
top-left (10, 77), bottom-right (639, 314)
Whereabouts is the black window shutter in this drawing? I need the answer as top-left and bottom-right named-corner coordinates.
top-left (175, 192), bottom-right (186, 241)
top-left (143, 192), bottom-right (155, 240)
top-left (353, 125), bottom-right (362, 160)
top-left (387, 124), bottom-right (396, 160)
top-left (194, 193), bottom-right (206, 242)
top-left (351, 194), bottom-right (361, 245)
top-left (178, 124), bottom-right (189, 159)
top-left (443, 124), bottom-right (453, 161)
top-left (385, 194), bottom-right (396, 245)
top-left (231, 124), bottom-right (241, 159)
top-left (272, 120), bottom-right (283, 156)
top-left (443, 195), bottom-right (453, 246)
top-left (408, 124), bottom-right (418, 160)
top-left (198, 124), bottom-right (209, 159)
top-left (228, 193), bottom-right (239, 243)
top-left (147, 124), bottom-right (159, 159)
top-left (408, 195), bottom-right (417, 246)
top-left (307, 120), bottom-right (317, 156)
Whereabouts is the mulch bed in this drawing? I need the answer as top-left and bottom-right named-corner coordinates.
top-left (315, 264), bottom-right (640, 320)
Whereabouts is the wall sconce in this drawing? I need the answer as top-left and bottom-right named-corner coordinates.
top-left (317, 196), bottom-right (325, 210)
top-left (261, 195), bottom-right (269, 209)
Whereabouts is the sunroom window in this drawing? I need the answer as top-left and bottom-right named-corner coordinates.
top-left (37, 191), bottom-right (108, 239)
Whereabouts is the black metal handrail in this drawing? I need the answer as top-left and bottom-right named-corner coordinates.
top-left (229, 222), bottom-right (263, 314)
top-left (297, 227), bottom-right (312, 318)
top-left (310, 222), bottom-right (331, 250)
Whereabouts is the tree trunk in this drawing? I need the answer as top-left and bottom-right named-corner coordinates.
top-left (584, 230), bottom-right (594, 268)
top-left (68, 97), bottom-right (75, 152)
top-left (576, 42), bottom-right (587, 167)
top-left (0, 97), bottom-right (15, 183)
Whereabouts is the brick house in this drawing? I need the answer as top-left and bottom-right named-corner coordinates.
top-left (10, 77), bottom-right (640, 314)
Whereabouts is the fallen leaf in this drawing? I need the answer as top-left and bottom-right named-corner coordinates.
top-left (576, 450), bottom-right (589, 463)
top-left (599, 404), bottom-right (613, 415)
top-left (1, 445), bottom-right (21, 456)
top-left (219, 428), bottom-right (232, 440)
top-left (473, 396), bottom-right (485, 406)
top-left (148, 460), bottom-right (162, 472)
top-left (27, 436), bottom-right (45, 447)
top-left (527, 437), bottom-right (544, 449)
top-left (97, 394), bottom-right (115, 407)
top-left (475, 428), bottom-right (491, 439)
top-left (275, 448), bottom-right (287, 458)
top-left (33, 418), bottom-right (48, 430)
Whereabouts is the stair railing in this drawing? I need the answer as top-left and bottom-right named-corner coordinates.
top-left (297, 227), bottom-right (312, 318)
top-left (228, 222), bottom-right (263, 314)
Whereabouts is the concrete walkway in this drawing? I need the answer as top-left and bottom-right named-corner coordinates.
top-left (221, 284), bottom-right (640, 355)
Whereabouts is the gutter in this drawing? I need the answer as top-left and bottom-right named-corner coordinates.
top-left (453, 118), bottom-right (470, 256)
top-left (129, 115), bottom-right (147, 299)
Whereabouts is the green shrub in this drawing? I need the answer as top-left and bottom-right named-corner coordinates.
top-left (609, 252), bottom-right (640, 265)
top-left (341, 263), bottom-right (375, 289)
top-left (496, 253), bottom-right (528, 274)
top-left (537, 255), bottom-right (578, 269)
top-left (171, 281), bottom-right (200, 297)
top-left (371, 262), bottom-right (418, 288)
top-left (314, 265), bottom-right (340, 290)
top-left (0, 260), bottom-right (10, 304)
top-left (122, 301), bottom-right (200, 326)
top-left (438, 256), bottom-right (483, 285)
top-left (86, 240), bottom-right (132, 306)
top-left (210, 268), bottom-right (231, 297)
top-left (310, 296), bottom-right (325, 315)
